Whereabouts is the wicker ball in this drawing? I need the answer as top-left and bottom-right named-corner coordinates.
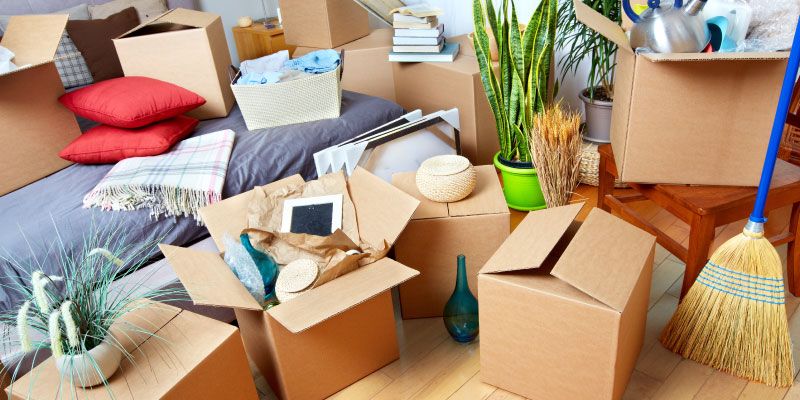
top-left (415, 155), bottom-right (477, 203)
top-left (275, 258), bottom-right (319, 302)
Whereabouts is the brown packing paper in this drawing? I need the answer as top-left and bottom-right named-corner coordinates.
top-left (245, 170), bottom-right (389, 290)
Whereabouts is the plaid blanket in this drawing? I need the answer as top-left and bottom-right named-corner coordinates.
top-left (83, 129), bottom-right (235, 223)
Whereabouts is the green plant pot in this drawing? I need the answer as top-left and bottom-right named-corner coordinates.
top-left (493, 152), bottom-right (546, 211)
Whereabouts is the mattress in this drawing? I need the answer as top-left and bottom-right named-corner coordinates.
top-left (0, 91), bottom-right (404, 312)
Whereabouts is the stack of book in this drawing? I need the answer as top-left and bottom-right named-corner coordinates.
top-left (389, 13), bottom-right (459, 62)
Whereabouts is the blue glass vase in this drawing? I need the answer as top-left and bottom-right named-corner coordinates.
top-left (443, 254), bottom-right (479, 343)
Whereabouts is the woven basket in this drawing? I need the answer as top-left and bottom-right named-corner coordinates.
top-left (415, 155), bottom-right (477, 203)
top-left (580, 142), bottom-right (628, 188)
top-left (231, 65), bottom-right (342, 130)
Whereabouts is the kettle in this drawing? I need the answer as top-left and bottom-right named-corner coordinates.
top-left (623, 0), bottom-right (711, 53)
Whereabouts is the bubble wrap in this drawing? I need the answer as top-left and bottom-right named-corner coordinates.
top-left (223, 234), bottom-right (266, 305)
top-left (742, 0), bottom-right (800, 51)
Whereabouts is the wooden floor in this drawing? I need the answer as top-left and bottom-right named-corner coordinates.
top-left (253, 185), bottom-right (800, 400)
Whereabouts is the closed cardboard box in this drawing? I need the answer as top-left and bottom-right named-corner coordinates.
top-left (575, 0), bottom-right (788, 186)
top-left (393, 42), bottom-right (500, 165)
top-left (113, 8), bottom-right (235, 120)
top-left (0, 15), bottom-right (81, 196)
top-left (9, 304), bottom-right (257, 399)
top-left (293, 28), bottom-right (395, 101)
top-left (279, 0), bottom-right (370, 48)
top-left (162, 168), bottom-right (421, 400)
top-left (479, 204), bottom-right (655, 400)
top-left (393, 165), bottom-right (510, 318)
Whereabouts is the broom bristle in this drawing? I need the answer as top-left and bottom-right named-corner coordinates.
top-left (660, 229), bottom-right (793, 387)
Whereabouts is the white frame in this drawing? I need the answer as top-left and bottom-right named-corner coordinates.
top-left (280, 194), bottom-right (344, 235)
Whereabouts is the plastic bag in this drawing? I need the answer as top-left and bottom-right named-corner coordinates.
top-left (740, 0), bottom-right (800, 51)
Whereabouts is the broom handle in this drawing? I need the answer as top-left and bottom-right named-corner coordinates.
top-left (750, 20), bottom-right (800, 223)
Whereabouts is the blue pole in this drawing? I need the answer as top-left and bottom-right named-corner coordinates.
top-left (750, 19), bottom-right (800, 223)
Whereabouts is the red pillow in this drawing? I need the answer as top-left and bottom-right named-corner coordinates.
top-left (59, 116), bottom-right (199, 164)
top-left (59, 76), bottom-right (206, 128)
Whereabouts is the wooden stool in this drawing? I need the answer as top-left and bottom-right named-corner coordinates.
top-left (597, 144), bottom-right (800, 299)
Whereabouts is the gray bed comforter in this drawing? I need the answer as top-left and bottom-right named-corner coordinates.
top-left (0, 91), bottom-right (404, 312)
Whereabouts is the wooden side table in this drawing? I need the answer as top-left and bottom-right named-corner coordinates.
top-left (597, 144), bottom-right (800, 299)
top-left (232, 20), bottom-right (295, 62)
top-left (7, 304), bottom-right (258, 400)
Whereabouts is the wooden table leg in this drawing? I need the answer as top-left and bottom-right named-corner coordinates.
top-left (681, 214), bottom-right (717, 299)
top-left (598, 148), bottom-right (613, 212)
top-left (787, 203), bottom-right (800, 296)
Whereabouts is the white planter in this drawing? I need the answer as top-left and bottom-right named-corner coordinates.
top-left (579, 87), bottom-right (614, 144)
top-left (55, 339), bottom-right (123, 387)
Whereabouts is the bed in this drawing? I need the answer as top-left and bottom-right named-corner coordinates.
top-left (0, 93), bottom-right (405, 313)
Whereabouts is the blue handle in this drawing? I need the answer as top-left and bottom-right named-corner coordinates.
top-left (623, 0), bottom-right (684, 23)
top-left (750, 18), bottom-right (800, 223)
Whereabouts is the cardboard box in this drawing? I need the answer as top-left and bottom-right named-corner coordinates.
top-left (161, 168), bottom-right (421, 400)
top-left (279, 0), bottom-right (370, 48)
top-left (293, 28), bottom-right (395, 101)
top-left (113, 8), bottom-right (235, 120)
top-left (479, 204), bottom-right (655, 400)
top-left (575, 0), bottom-right (789, 186)
top-left (8, 303), bottom-right (257, 399)
top-left (392, 165), bottom-right (510, 318)
top-left (393, 40), bottom-right (500, 165)
top-left (0, 15), bottom-right (81, 196)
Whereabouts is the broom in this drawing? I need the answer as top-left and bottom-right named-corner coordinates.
top-left (660, 19), bottom-right (800, 387)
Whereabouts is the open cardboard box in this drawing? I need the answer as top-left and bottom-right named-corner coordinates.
top-left (0, 15), bottom-right (81, 196)
top-left (161, 168), bottom-right (420, 399)
top-left (574, 0), bottom-right (789, 186)
top-left (113, 8), bottom-right (234, 120)
top-left (479, 204), bottom-right (655, 400)
top-left (393, 165), bottom-right (510, 318)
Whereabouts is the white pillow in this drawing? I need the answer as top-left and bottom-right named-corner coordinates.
top-left (89, 0), bottom-right (168, 23)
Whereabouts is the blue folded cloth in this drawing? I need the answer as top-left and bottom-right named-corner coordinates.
top-left (237, 71), bottom-right (283, 85)
top-left (284, 49), bottom-right (340, 74)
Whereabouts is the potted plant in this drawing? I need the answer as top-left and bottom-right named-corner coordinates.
top-left (472, 0), bottom-right (558, 211)
top-left (556, 0), bottom-right (621, 143)
top-left (1, 227), bottom-right (184, 391)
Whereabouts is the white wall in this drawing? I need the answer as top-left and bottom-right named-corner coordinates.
top-left (197, 0), bottom-right (278, 65)
top-left (200, 0), bottom-right (591, 113)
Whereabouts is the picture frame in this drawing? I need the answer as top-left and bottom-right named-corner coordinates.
top-left (280, 194), bottom-right (343, 236)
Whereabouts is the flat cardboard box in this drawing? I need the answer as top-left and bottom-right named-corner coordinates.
top-left (161, 168), bottom-right (421, 399)
top-left (293, 28), bottom-right (395, 101)
top-left (393, 165), bottom-right (510, 318)
top-left (479, 204), bottom-right (655, 400)
top-left (8, 303), bottom-right (257, 399)
top-left (0, 15), bottom-right (81, 196)
top-left (279, 0), bottom-right (370, 48)
top-left (113, 8), bottom-right (235, 120)
top-left (575, 0), bottom-right (789, 186)
top-left (393, 39), bottom-right (500, 165)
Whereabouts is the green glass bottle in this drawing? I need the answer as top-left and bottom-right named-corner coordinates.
top-left (443, 254), bottom-right (479, 343)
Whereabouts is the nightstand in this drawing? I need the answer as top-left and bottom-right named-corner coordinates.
top-left (232, 20), bottom-right (296, 62)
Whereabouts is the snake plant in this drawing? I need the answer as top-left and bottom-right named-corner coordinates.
top-left (472, 0), bottom-right (558, 163)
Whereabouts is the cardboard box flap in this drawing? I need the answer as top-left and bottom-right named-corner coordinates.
top-left (199, 175), bottom-right (306, 251)
top-left (267, 257), bottom-right (419, 333)
top-left (159, 244), bottom-right (263, 311)
top-left (0, 15), bottom-right (67, 67)
top-left (550, 208), bottom-right (655, 312)
top-left (448, 166), bottom-right (508, 217)
top-left (348, 167), bottom-right (420, 248)
top-left (573, 0), bottom-right (632, 53)
top-left (639, 51), bottom-right (789, 63)
top-left (391, 171), bottom-right (449, 220)
top-left (155, 7), bottom-right (219, 28)
top-left (480, 203), bottom-right (583, 274)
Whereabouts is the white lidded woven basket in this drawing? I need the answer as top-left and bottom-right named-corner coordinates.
top-left (415, 155), bottom-right (477, 203)
top-left (231, 55), bottom-right (343, 130)
top-left (580, 142), bottom-right (627, 188)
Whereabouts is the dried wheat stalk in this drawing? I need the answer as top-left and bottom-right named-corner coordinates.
top-left (530, 104), bottom-right (583, 208)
